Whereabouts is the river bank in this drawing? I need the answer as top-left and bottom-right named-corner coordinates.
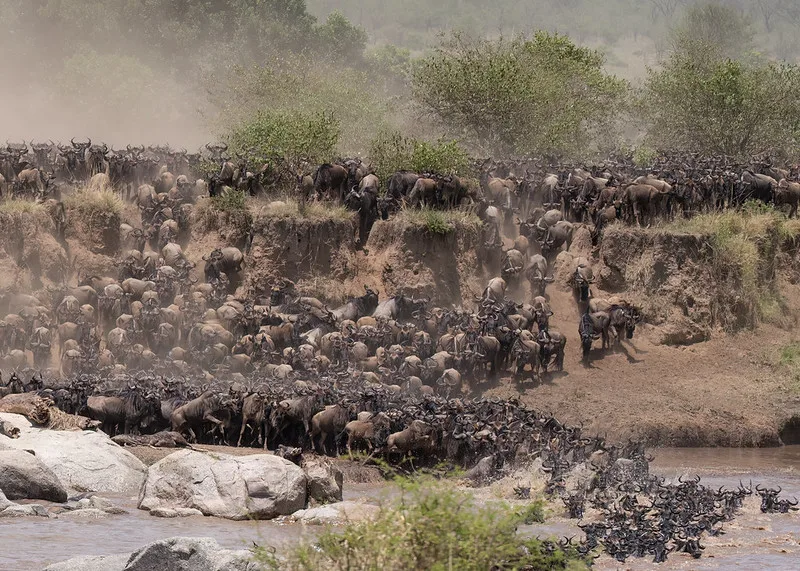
top-left (2, 447), bottom-right (799, 571)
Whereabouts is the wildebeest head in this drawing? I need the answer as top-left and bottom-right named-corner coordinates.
top-left (578, 312), bottom-right (594, 359)
top-left (344, 187), bottom-right (362, 211)
top-left (396, 296), bottom-right (429, 320)
top-left (360, 286), bottom-right (379, 314)
top-left (202, 248), bottom-right (223, 281)
top-left (624, 307), bottom-right (641, 339)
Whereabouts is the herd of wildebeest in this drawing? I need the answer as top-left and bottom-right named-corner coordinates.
top-left (0, 140), bottom-right (798, 563)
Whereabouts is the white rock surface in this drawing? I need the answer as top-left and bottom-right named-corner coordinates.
top-left (138, 449), bottom-right (306, 520)
top-left (0, 412), bottom-right (146, 494)
top-left (0, 448), bottom-right (68, 502)
top-left (301, 456), bottom-right (343, 503)
top-left (292, 500), bottom-right (380, 525)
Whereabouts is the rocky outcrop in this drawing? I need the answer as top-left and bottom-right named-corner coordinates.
top-left (138, 449), bottom-right (306, 520)
top-left (0, 413), bottom-right (146, 494)
top-left (301, 456), bottom-right (343, 503)
top-left (0, 448), bottom-right (68, 502)
top-left (44, 537), bottom-right (253, 571)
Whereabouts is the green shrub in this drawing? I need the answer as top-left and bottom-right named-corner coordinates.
top-left (370, 130), bottom-right (470, 182)
top-left (411, 31), bottom-right (627, 156)
top-left (255, 477), bottom-right (587, 571)
top-left (778, 342), bottom-right (800, 392)
top-left (210, 190), bottom-right (247, 213)
top-left (632, 145), bottom-right (657, 167)
top-left (225, 109), bottom-right (340, 173)
top-left (422, 209), bottom-right (452, 235)
top-left (517, 499), bottom-right (547, 524)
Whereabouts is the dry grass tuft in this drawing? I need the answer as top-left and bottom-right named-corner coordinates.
top-left (64, 187), bottom-right (123, 218)
top-left (252, 198), bottom-right (353, 222)
top-left (395, 207), bottom-right (481, 235)
top-left (0, 199), bottom-right (45, 216)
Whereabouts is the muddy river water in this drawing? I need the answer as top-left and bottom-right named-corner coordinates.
top-left (1, 447), bottom-right (799, 570)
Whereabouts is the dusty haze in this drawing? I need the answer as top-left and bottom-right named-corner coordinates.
top-left (2, 0), bottom-right (799, 148)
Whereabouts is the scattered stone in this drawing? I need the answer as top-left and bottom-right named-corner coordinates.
top-left (0, 419), bottom-right (20, 438)
top-left (43, 554), bottom-right (129, 571)
top-left (0, 503), bottom-right (50, 518)
top-left (0, 487), bottom-right (15, 510)
top-left (57, 508), bottom-right (110, 520)
top-left (124, 537), bottom-right (253, 571)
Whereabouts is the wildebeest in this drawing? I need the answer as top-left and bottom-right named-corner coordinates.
top-left (314, 163), bottom-right (348, 202)
top-left (311, 403), bottom-right (352, 456)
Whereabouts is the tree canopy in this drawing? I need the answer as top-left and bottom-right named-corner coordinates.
top-left (640, 1), bottom-right (800, 156)
top-left (411, 32), bottom-right (627, 157)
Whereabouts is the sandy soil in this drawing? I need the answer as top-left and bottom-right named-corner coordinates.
top-left (486, 277), bottom-right (800, 447)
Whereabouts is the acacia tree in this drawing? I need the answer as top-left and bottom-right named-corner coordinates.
top-left (411, 32), bottom-right (627, 157)
top-left (640, 2), bottom-right (800, 156)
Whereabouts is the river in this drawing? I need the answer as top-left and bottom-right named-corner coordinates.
top-left (1, 447), bottom-right (798, 570)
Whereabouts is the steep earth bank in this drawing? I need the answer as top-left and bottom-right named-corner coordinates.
top-left (2, 200), bottom-right (799, 446)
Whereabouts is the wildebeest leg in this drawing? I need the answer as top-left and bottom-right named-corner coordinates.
top-left (203, 413), bottom-right (225, 443)
top-left (237, 420), bottom-right (248, 447)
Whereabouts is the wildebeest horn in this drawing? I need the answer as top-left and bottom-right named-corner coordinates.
top-left (71, 137), bottom-right (78, 148)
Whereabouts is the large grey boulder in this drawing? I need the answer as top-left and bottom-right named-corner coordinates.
top-left (0, 449), bottom-right (68, 502)
top-left (0, 413), bottom-right (146, 494)
top-left (301, 456), bottom-right (343, 503)
top-left (44, 537), bottom-right (254, 571)
top-left (139, 450), bottom-right (306, 520)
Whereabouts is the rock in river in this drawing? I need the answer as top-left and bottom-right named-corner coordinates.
top-left (0, 412), bottom-right (146, 494)
top-left (138, 449), bottom-right (306, 520)
top-left (0, 448), bottom-right (68, 502)
top-left (44, 537), bottom-right (253, 571)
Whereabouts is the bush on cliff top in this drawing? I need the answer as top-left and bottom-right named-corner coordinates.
top-left (255, 477), bottom-right (586, 571)
top-left (369, 130), bottom-right (470, 183)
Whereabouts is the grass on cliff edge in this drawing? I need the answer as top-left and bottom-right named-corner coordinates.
top-left (621, 204), bottom-right (797, 328)
top-left (253, 198), bottom-right (352, 222)
top-left (63, 187), bottom-right (123, 218)
top-left (397, 208), bottom-right (482, 236)
top-left (0, 199), bottom-right (45, 216)
top-left (254, 477), bottom-right (584, 571)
